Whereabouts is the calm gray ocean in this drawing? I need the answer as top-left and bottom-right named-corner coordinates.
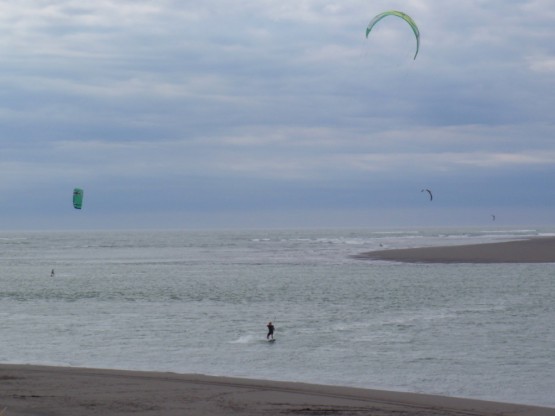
top-left (1, 227), bottom-right (554, 407)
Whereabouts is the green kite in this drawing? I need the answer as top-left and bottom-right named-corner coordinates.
top-left (366, 10), bottom-right (420, 60)
top-left (73, 188), bottom-right (84, 209)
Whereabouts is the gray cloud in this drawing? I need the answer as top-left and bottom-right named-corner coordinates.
top-left (1, 1), bottom-right (554, 228)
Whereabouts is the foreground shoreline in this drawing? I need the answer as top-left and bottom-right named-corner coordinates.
top-left (355, 236), bottom-right (555, 263)
top-left (1, 364), bottom-right (553, 415)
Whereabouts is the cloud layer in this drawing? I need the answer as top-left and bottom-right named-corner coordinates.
top-left (1, 1), bottom-right (554, 229)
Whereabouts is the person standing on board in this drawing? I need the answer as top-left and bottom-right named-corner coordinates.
top-left (266, 322), bottom-right (275, 340)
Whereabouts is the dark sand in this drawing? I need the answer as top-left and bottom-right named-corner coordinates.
top-left (355, 237), bottom-right (555, 263)
top-left (1, 364), bottom-right (553, 415)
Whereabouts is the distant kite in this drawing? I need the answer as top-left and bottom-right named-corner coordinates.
top-left (366, 10), bottom-right (420, 60)
top-left (421, 189), bottom-right (432, 201)
top-left (73, 188), bottom-right (84, 209)
top-left (491, 214), bottom-right (496, 221)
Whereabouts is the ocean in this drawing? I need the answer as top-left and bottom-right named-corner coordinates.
top-left (1, 227), bottom-right (554, 407)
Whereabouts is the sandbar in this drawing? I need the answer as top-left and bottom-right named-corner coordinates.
top-left (0, 364), bottom-right (553, 415)
top-left (355, 237), bottom-right (555, 263)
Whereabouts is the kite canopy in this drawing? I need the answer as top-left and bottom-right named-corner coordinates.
top-left (366, 10), bottom-right (420, 60)
top-left (73, 188), bottom-right (84, 209)
top-left (421, 189), bottom-right (433, 201)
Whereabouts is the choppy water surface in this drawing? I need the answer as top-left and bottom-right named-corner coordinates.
top-left (0, 227), bottom-right (553, 407)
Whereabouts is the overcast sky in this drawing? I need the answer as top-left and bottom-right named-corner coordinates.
top-left (1, 0), bottom-right (554, 230)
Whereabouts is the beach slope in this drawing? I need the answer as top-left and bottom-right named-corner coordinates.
top-left (355, 237), bottom-right (555, 263)
top-left (1, 364), bottom-right (554, 415)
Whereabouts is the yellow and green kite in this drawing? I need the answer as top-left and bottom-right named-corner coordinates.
top-left (366, 10), bottom-right (420, 60)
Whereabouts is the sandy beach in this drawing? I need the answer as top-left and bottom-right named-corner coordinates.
top-left (355, 237), bottom-right (555, 263)
top-left (1, 364), bottom-right (554, 416)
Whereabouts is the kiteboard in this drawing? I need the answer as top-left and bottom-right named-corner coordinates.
top-left (268, 339), bottom-right (276, 343)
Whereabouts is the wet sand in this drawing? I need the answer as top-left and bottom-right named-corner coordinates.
top-left (355, 237), bottom-right (555, 263)
top-left (1, 364), bottom-right (553, 415)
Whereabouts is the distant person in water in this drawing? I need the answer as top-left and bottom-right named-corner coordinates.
top-left (267, 322), bottom-right (274, 340)
top-left (51, 269), bottom-right (55, 277)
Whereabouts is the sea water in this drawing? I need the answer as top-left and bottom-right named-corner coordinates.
top-left (0, 227), bottom-right (554, 407)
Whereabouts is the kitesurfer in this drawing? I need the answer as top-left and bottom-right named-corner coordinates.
top-left (51, 269), bottom-right (55, 277)
top-left (267, 322), bottom-right (275, 340)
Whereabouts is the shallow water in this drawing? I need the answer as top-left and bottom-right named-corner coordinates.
top-left (0, 227), bottom-right (553, 407)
